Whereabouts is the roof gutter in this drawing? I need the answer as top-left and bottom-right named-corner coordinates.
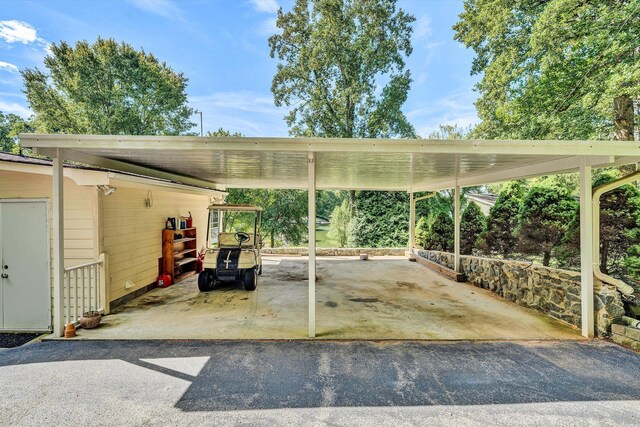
top-left (592, 170), bottom-right (640, 296)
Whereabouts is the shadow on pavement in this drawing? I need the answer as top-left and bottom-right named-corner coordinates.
top-left (1, 340), bottom-right (639, 411)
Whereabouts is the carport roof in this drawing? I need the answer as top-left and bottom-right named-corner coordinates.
top-left (20, 134), bottom-right (640, 191)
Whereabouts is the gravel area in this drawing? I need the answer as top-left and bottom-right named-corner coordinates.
top-left (0, 333), bottom-right (41, 349)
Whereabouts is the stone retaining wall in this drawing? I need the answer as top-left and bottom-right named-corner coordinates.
top-left (414, 249), bottom-right (625, 337)
top-left (261, 247), bottom-right (406, 256)
top-left (611, 324), bottom-right (640, 351)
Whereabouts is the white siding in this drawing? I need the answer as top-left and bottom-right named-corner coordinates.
top-left (100, 184), bottom-right (211, 302)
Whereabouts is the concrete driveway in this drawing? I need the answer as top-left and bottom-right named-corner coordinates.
top-left (70, 256), bottom-right (580, 340)
top-left (0, 340), bottom-right (638, 426)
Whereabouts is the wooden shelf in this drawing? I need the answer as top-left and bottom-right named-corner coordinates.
top-left (174, 257), bottom-right (197, 266)
top-left (174, 237), bottom-right (196, 243)
top-left (174, 248), bottom-right (197, 256)
top-left (162, 227), bottom-right (198, 284)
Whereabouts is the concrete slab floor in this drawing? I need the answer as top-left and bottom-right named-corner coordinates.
top-left (66, 256), bottom-right (582, 340)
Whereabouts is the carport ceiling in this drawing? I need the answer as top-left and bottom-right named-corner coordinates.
top-left (21, 134), bottom-right (640, 191)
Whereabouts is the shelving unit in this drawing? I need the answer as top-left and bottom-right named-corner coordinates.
top-left (162, 227), bottom-right (198, 284)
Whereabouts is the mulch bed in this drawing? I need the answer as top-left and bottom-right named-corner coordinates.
top-left (0, 333), bottom-right (41, 349)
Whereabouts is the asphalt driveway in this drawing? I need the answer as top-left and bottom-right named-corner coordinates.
top-left (0, 339), bottom-right (638, 425)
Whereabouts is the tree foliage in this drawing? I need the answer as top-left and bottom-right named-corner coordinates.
top-left (561, 170), bottom-right (640, 279)
top-left (327, 199), bottom-right (351, 247)
top-left (0, 112), bottom-right (33, 153)
top-left (424, 211), bottom-right (454, 252)
top-left (516, 181), bottom-right (578, 266)
top-left (269, 0), bottom-right (416, 138)
top-left (480, 181), bottom-right (524, 258)
top-left (227, 188), bottom-right (308, 248)
top-left (460, 201), bottom-right (486, 255)
top-left (23, 37), bottom-right (193, 135)
top-left (454, 0), bottom-right (640, 140)
top-left (350, 191), bottom-right (408, 247)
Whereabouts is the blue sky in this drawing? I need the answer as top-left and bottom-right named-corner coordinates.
top-left (0, 0), bottom-right (480, 137)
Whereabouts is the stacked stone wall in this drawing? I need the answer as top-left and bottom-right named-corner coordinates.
top-left (415, 249), bottom-right (625, 337)
top-left (261, 247), bottom-right (406, 256)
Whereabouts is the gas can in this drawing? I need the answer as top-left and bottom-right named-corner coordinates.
top-left (157, 273), bottom-right (172, 288)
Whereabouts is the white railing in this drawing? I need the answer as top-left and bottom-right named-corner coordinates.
top-left (64, 254), bottom-right (106, 326)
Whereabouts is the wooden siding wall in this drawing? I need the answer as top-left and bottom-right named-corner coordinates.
top-left (0, 170), bottom-right (99, 305)
top-left (100, 184), bottom-right (211, 302)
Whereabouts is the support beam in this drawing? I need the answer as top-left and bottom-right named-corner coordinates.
top-left (579, 162), bottom-right (594, 338)
top-left (52, 149), bottom-right (65, 336)
top-left (454, 185), bottom-right (461, 273)
top-left (308, 152), bottom-right (316, 338)
top-left (409, 191), bottom-right (415, 250)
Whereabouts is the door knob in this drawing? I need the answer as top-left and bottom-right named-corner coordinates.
top-left (1, 273), bottom-right (7, 279)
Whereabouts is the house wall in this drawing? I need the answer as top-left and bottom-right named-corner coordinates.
top-left (100, 181), bottom-right (212, 302)
top-left (0, 170), bottom-right (99, 268)
top-left (0, 169), bottom-right (99, 317)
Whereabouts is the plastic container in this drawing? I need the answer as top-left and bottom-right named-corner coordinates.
top-left (157, 273), bottom-right (172, 288)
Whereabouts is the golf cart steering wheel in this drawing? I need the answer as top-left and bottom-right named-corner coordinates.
top-left (234, 232), bottom-right (250, 247)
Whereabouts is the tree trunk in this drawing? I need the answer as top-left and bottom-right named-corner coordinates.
top-left (348, 190), bottom-right (356, 216)
top-left (614, 95), bottom-right (634, 141)
top-left (270, 229), bottom-right (275, 248)
top-left (543, 251), bottom-right (551, 267)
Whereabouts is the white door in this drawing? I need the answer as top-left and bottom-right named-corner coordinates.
top-left (0, 200), bottom-right (51, 331)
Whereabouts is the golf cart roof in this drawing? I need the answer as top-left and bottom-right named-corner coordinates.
top-left (207, 203), bottom-right (263, 212)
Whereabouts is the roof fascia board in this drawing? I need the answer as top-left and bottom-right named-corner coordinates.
top-left (416, 155), bottom-right (613, 191)
top-left (33, 147), bottom-right (222, 191)
top-left (21, 133), bottom-right (640, 157)
top-left (107, 172), bottom-right (226, 197)
top-left (0, 158), bottom-right (110, 185)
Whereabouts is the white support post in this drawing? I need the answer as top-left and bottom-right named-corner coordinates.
top-left (308, 152), bottom-right (316, 338)
top-left (579, 162), bottom-right (595, 338)
top-left (409, 191), bottom-right (415, 250)
top-left (52, 149), bottom-right (65, 336)
top-left (454, 185), bottom-right (461, 273)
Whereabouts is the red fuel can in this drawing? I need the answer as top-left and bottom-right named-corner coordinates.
top-left (157, 273), bottom-right (172, 288)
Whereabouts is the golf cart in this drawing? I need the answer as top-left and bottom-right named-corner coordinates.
top-left (198, 203), bottom-right (263, 292)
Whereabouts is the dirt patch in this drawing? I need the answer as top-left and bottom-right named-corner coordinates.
top-left (325, 301), bottom-right (338, 308)
top-left (349, 298), bottom-right (380, 303)
top-left (396, 281), bottom-right (419, 290)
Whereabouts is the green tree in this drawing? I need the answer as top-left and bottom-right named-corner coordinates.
top-left (561, 170), bottom-right (640, 279)
top-left (516, 182), bottom-right (578, 266)
top-left (0, 112), bottom-right (33, 153)
top-left (227, 188), bottom-right (308, 248)
top-left (327, 199), bottom-right (351, 247)
top-left (350, 191), bottom-right (408, 247)
top-left (270, 0), bottom-right (416, 218)
top-left (460, 201), bottom-right (486, 255)
top-left (415, 216), bottom-right (429, 248)
top-left (23, 37), bottom-right (193, 135)
top-left (424, 211), bottom-right (454, 252)
top-left (270, 0), bottom-right (415, 139)
top-left (480, 181), bottom-right (524, 258)
top-left (427, 124), bottom-right (470, 140)
top-left (454, 1), bottom-right (640, 140)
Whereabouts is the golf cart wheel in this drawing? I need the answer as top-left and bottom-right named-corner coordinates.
top-left (244, 268), bottom-right (258, 291)
top-left (198, 270), bottom-right (216, 292)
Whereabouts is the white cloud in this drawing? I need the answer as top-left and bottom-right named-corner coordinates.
top-left (0, 100), bottom-right (32, 118)
top-left (189, 90), bottom-right (287, 136)
top-left (406, 88), bottom-right (481, 137)
top-left (250, 0), bottom-right (279, 13)
top-left (129, 0), bottom-right (185, 20)
top-left (0, 61), bottom-right (19, 73)
top-left (258, 17), bottom-right (279, 36)
top-left (0, 20), bottom-right (37, 44)
top-left (413, 15), bottom-right (432, 40)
